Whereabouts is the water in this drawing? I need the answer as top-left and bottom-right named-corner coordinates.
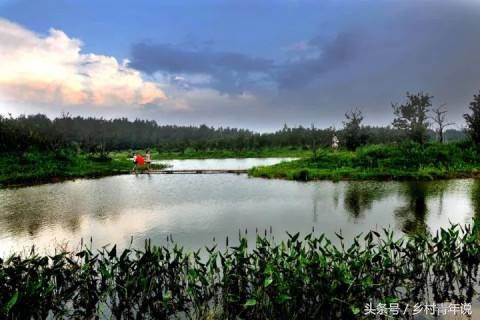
top-left (0, 158), bottom-right (478, 256)
top-left (156, 157), bottom-right (297, 170)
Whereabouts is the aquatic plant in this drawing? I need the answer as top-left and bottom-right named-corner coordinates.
top-left (1, 223), bottom-right (480, 319)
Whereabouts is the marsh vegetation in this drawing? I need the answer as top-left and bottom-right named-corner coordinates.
top-left (1, 223), bottom-right (479, 319)
top-left (249, 141), bottom-right (480, 181)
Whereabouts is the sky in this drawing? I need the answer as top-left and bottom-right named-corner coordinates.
top-left (0, 0), bottom-right (480, 131)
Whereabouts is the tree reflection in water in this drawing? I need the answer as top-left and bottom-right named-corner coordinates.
top-left (395, 181), bottom-right (452, 235)
top-left (471, 179), bottom-right (480, 220)
top-left (343, 181), bottom-right (389, 220)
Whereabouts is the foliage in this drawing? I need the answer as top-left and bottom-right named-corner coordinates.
top-left (342, 108), bottom-right (368, 150)
top-left (392, 92), bottom-right (432, 144)
top-left (0, 113), bottom-right (465, 155)
top-left (464, 91), bottom-right (480, 145)
top-left (1, 224), bottom-right (479, 319)
top-left (0, 114), bottom-right (63, 153)
top-left (250, 141), bottom-right (480, 181)
top-left (0, 150), bottom-right (158, 187)
top-left (152, 148), bottom-right (312, 160)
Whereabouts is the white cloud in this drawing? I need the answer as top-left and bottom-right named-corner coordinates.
top-left (0, 18), bottom-right (167, 108)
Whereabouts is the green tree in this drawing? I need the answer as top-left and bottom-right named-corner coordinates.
top-left (392, 92), bottom-right (432, 144)
top-left (464, 91), bottom-right (480, 145)
top-left (343, 108), bottom-right (367, 150)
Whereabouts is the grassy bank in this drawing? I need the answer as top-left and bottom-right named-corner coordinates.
top-left (0, 151), bottom-right (164, 187)
top-left (1, 223), bottom-right (478, 319)
top-left (150, 147), bottom-right (311, 160)
top-left (249, 142), bottom-right (480, 181)
top-left (0, 147), bottom-right (304, 187)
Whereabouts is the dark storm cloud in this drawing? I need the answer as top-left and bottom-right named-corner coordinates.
top-left (130, 42), bottom-right (274, 94)
top-left (276, 31), bottom-right (361, 89)
top-left (129, 33), bottom-right (360, 95)
top-left (127, 0), bottom-right (480, 128)
top-left (272, 0), bottom-right (480, 126)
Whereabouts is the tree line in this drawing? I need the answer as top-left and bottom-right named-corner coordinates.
top-left (2, 90), bottom-right (480, 154)
top-left (341, 91), bottom-right (480, 150)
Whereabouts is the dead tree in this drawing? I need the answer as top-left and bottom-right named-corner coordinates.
top-left (430, 105), bottom-right (454, 143)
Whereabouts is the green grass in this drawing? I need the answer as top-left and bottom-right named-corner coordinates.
top-left (150, 147), bottom-right (311, 159)
top-left (249, 142), bottom-right (480, 181)
top-left (0, 147), bottom-right (305, 187)
top-left (1, 223), bottom-right (479, 319)
top-left (0, 150), bottom-right (165, 187)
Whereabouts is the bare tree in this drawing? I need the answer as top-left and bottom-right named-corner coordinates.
top-left (430, 104), bottom-right (454, 143)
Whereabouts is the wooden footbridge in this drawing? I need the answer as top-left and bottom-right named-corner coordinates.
top-left (134, 169), bottom-right (248, 175)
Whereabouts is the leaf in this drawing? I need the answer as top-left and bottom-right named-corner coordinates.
top-left (385, 296), bottom-right (399, 304)
top-left (3, 292), bottom-right (19, 313)
top-left (264, 277), bottom-right (273, 287)
top-left (109, 245), bottom-right (117, 258)
top-left (244, 298), bottom-right (257, 307)
top-left (277, 294), bottom-right (291, 304)
top-left (351, 306), bottom-right (361, 315)
top-left (163, 290), bottom-right (172, 302)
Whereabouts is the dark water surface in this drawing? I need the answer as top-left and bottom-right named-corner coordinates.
top-left (0, 158), bottom-right (478, 256)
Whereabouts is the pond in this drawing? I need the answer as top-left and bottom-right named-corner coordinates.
top-left (0, 158), bottom-right (478, 256)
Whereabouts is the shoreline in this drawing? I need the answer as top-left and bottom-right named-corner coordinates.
top-left (5, 164), bottom-right (480, 189)
top-left (248, 167), bottom-right (480, 182)
top-left (0, 151), bottom-right (167, 189)
top-left (0, 151), bottom-right (302, 188)
top-left (0, 170), bottom-right (130, 189)
top-left (4, 142), bottom-right (480, 188)
top-left (248, 142), bottom-right (480, 182)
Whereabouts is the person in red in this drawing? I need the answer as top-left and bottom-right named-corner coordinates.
top-left (136, 154), bottom-right (145, 166)
top-left (133, 153), bottom-right (145, 173)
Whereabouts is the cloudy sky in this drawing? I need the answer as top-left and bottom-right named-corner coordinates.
top-left (0, 0), bottom-right (479, 131)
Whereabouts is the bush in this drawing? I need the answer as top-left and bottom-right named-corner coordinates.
top-left (293, 169), bottom-right (310, 181)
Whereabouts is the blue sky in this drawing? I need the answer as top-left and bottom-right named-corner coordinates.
top-left (1, 0), bottom-right (479, 130)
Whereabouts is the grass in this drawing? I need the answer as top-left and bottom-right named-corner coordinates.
top-left (150, 147), bottom-right (311, 160)
top-left (0, 147), bottom-right (304, 187)
top-left (4, 142), bottom-right (479, 186)
top-left (1, 223), bottom-right (479, 319)
top-left (0, 150), bottom-right (165, 187)
top-left (249, 142), bottom-right (480, 181)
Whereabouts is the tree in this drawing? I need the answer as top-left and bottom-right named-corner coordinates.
top-left (343, 108), bottom-right (367, 150)
top-left (392, 92), bottom-right (432, 144)
top-left (464, 91), bottom-right (480, 145)
top-left (310, 123), bottom-right (317, 157)
top-left (430, 105), bottom-right (454, 143)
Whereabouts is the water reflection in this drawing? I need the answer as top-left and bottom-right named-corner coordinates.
top-left (343, 182), bottom-right (390, 220)
top-left (395, 182), bottom-right (429, 234)
top-left (311, 185), bottom-right (323, 224)
top-left (0, 160), bottom-right (476, 255)
top-left (471, 179), bottom-right (480, 219)
top-left (394, 181), bottom-right (455, 234)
